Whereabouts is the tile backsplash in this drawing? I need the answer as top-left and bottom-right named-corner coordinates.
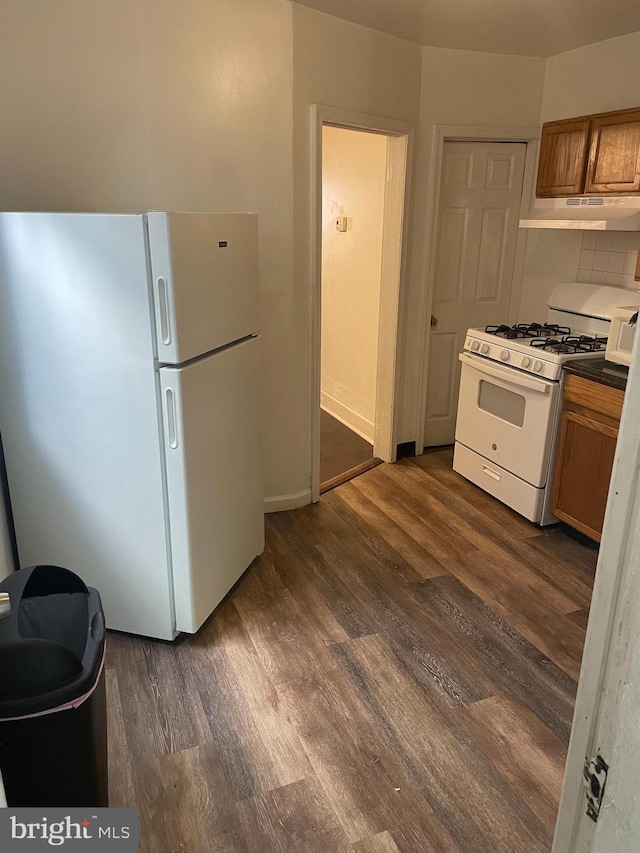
top-left (578, 231), bottom-right (640, 290)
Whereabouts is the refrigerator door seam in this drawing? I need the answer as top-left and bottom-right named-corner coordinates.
top-left (143, 216), bottom-right (178, 638)
top-left (157, 333), bottom-right (259, 370)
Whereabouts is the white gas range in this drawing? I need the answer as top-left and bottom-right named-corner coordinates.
top-left (453, 282), bottom-right (632, 526)
top-left (463, 325), bottom-right (607, 381)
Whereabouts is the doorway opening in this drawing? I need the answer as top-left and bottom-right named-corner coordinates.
top-left (311, 107), bottom-right (411, 501)
top-left (319, 125), bottom-right (384, 492)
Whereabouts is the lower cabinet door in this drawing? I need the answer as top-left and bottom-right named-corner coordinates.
top-left (551, 409), bottom-right (618, 542)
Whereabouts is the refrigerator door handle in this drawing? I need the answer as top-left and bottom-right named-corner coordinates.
top-left (165, 387), bottom-right (179, 449)
top-left (156, 276), bottom-right (172, 346)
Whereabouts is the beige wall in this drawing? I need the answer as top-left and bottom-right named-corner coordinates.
top-left (542, 31), bottom-right (640, 122)
top-left (292, 4), bottom-right (423, 464)
top-left (292, 9), bottom-right (545, 450)
top-left (2, 0), bottom-right (636, 509)
top-left (0, 0), bottom-right (302, 505)
top-left (0, 0), bottom-right (547, 503)
top-left (321, 126), bottom-right (387, 442)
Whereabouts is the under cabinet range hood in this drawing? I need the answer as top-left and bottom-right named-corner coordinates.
top-left (520, 197), bottom-right (640, 231)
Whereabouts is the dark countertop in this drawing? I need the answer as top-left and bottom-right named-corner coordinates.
top-left (563, 357), bottom-right (629, 392)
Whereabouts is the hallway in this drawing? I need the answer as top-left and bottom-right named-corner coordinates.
top-left (320, 409), bottom-right (375, 491)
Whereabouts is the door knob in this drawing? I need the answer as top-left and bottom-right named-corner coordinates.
top-left (431, 315), bottom-right (438, 328)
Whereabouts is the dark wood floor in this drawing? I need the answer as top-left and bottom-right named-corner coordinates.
top-left (320, 409), bottom-right (373, 485)
top-left (106, 449), bottom-right (596, 852)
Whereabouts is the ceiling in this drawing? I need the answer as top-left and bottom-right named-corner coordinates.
top-left (293, 0), bottom-right (640, 57)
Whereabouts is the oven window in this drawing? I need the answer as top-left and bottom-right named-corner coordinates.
top-left (478, 380), bottom-right (525, 427)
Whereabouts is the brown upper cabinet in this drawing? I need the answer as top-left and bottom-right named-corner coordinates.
top-left (585, 109), bottom-right (640, 193)
top-left (537, 106), bottom-right (640, 197)
top-left (537, 119), bottom-right (590, 196)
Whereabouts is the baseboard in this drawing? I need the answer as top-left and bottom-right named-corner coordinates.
top-left (321, 392), bottom-right (374, 444)
top-left (264, 489), bottom-right (312, 513)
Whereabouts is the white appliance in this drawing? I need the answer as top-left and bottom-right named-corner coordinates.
top-left (605, 306), bottom-right (639, 366)
top-left (453, 283), bottom-right (634, 526)
top-left (519, 197), bottom-right (640, 231)
top-left (0, 211), bottom-right (264, 640)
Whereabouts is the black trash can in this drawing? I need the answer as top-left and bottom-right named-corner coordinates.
top-left (0, 565), bottom-right (108, 807)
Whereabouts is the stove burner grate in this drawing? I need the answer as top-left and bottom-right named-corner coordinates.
top-left (484, 324), bottom-right (526, 339)
top-left (530, 335), bottom-right (608, 355)
top-left (485, 322), bottom-right (572, 339)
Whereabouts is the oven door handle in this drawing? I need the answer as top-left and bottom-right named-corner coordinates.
top-left (459, 352), bottom-right (551, 393)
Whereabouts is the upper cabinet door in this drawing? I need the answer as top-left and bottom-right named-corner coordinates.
top-left (536, 119), bottom-right (590, 197)
top-left (585, 109), bottom-right (640, 194)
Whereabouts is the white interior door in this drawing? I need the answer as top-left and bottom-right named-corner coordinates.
top-left (424, 141), bottom-right (527, 447)
top-left (160, 336), bottom-right (264, 634)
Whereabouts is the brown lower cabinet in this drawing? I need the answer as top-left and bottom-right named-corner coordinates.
top-left (550, 373), bottom-right (624, 542)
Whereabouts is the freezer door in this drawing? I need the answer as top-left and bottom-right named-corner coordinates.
top-left (160, 336), bottom-right (264, 633)
top-left (147, 212), bottom-right (259, 364)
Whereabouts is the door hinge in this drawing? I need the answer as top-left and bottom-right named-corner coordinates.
top-left (583, 754), bottom-right (609, 822)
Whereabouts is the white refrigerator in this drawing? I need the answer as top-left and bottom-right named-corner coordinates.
top-left (0, 211), bottom-right (265, 640)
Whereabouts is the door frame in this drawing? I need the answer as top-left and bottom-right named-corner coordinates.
top-left (310, 105), bottom-right (413, 502)
top-left (552, 342), bottom-right (640, 851)
top-left (416, 124), bottom-right (540, 452)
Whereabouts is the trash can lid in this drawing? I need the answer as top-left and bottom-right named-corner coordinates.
top-left (0, 566), bottom-right (105, 718)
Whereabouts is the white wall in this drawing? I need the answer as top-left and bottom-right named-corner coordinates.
top-left (407, 47), bottom-right (546, 445)
top-left (0, 0), bottom-right (300, 506)
top-left (292, 4), bottom-right (423, 464)
top-left (321, 127), bottom-right (387, 443)
top-left (542, 31), bottom-right (640, 123)
top-left (518, 231), bottom-right (583, 321)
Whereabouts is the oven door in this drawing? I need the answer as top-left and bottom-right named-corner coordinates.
top-left (455, 352), bottom-right (560, 487)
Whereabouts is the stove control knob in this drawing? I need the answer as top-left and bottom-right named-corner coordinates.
top-left (522, 356), bottom-right (531, 368)
top-left (470, 340), bottom-right (480, 352)
top-left (533, 359), bottom-right (543, 373)
top-left (500, 350), bottom-right (510, 362)
top-left (480, 343), bottom-right (490, 355)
